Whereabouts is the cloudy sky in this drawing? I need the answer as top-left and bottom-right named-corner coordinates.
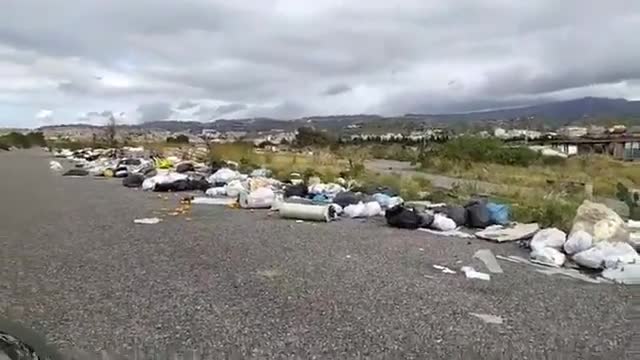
top-left (1, 0), bottom-right (640, 128)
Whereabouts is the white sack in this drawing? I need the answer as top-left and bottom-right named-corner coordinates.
top-left (564, 230), bottom-right (593, 255)
top-left (530, 228), bottom-right (566, 251)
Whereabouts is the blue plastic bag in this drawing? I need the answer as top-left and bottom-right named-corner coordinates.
top-left (487, 202), bottom-right (510, 225)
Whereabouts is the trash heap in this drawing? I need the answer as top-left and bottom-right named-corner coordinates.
top-left (52, 148), bottom-right (639, 284)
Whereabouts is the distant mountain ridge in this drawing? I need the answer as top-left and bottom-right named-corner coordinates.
top-left (39, 97), bottom-right (640, 133)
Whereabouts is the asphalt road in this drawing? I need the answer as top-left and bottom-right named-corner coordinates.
top-left (0, 150), bottom-right (635, 359)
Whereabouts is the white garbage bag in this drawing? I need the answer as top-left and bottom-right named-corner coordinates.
top-left (208, 168), bottom-right (240, 184)
top-left (564, 230), bottom-right (593, 255)
top-left (344, 202), bottom-right (366, 218)
top-left (431, 213), bottom-right (456, 231)
top-left (530, 247), bottom-right (566, 267)
top-left (205, 187), bottom-right (227, 197)
top-left (573, 241), bottom-right (640, 269)
top-left (530, 228), bottom-right (566, 251)
top-left (239, 187), bottom-right (275, 209)
top-left (571, 200), bottom-right (629, 244)
top-left (49, 161), bottom-right (63, 171)
top-left (225, 179), bottom-right (247, 198)
top-left (364, 201), bottom-right (383, 217)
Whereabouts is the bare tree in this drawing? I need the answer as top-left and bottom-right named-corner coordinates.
top-left (106, 115), bottom-right (117, 148)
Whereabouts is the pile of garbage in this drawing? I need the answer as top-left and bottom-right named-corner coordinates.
top-left (52, 148), bottom-right (639, 284)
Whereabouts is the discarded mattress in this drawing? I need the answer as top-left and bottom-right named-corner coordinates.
top-left (475, 223), bottom-right (540, 243)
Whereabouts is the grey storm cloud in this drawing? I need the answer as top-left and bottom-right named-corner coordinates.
top-left (1, 0), bottom-right (640, 126)
top-left (137, 102), bottom-right (172, 123)
top-left (323, 84), bottom-right (352, 96)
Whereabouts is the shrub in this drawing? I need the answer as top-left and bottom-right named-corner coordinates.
top-left (429, 136), bottom-right (540, 167)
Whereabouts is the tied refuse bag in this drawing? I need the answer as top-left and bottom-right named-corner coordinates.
top-left (487, 202), bottom-right (510, 225)
top-left (385, 205), bottom-right (423, 229)
top-left (205, 187), bottom-right (227, 197)
top-left (225, 180), bottom-right (247, 198)
top-left (142, 173), bottom-right (188, 191)
top-left (333, 191), bottom-right (362, 208)
top-left (571, 200), bottom-right (629, 244)
top-left (444, 205), bottom-right (467, 227)
top-left (530, 247), bottom-right (566, 267)
top-left (344, 201), bottom-right (383, 218)
top-left (464, 200), bottom-right (491, 228)
top-left (176, 162), bottom-right (195, 173)
top-left (122, 174), bottom-right (145, 188)
top-left (573, 241), bottom-right (640, 269)
top-left (530, 228), bottom-right (566, 252)
top-left (239, 187), bottom-right (275, 209)
top-left (208, 168), bottom-right (240, 185)
top-left (284, 183), bottom-right (308, 198)
top-left (372, 193), bottom-right (404, 209)
top-left (431, 213), bottom-right (456, 231)
top-left (564, 230), bottom-right (593, 255)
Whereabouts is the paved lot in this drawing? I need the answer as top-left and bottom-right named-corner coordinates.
top-left (0, 150), bottom-right (635, 358)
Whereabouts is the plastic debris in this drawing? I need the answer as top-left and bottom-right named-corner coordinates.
top-left (473, 249), bottom-right (503, 273)
top-left (530, 247), bottom-right (566, 267)
top-left (601, 263), bottom-right (640, 284)
top-left (433, 265), bottom-right (456, 274)
top-left (431, 213), bottom-right (457, 231)
top-left (486, 202), bottom-right (510, 225)
top-left (49, 161), bottom-right (63, 171)
top-left (469, 313), bottom-right (503, 324)
top-left (571, 200), bottom-right (629, 244)
top-left (191, 197), bottom-right (236, 206)
top-left (133, 217), bottom-right (162, 225)
top-left (239, 188), bottom-right (275, 209)
top-left (418, 228), bottom-right (475, 238)
top-left (279, 202), bottom-right (335, 222)
top-left (461, 266), bottom-right (491, 281)
top-left (572, 241), bottom-right (640, 269)
top-left (205, 187), bottom-right (227, 197)
top-left (475, 223), bottom-right (539, 243)
top-left (495, 255), bottom-right (604, 284)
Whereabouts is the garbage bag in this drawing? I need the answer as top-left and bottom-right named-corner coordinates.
top-left (530, 228), bottom-right (566, 251)
top-left (465, 201), bottom-right (491, 228)
top-left (208, 168), bottom-right (240, 185)
top-left (312, 194), bottom-right (331, 204)
top-left (333, 191), bottom-right (361, 208)
top-left (206, 187), bottom-right (227, 197)
top-left (142, 173), bottom-right (189, 191)
top-left (530, 247), bottom-right (566, 267)
top-left (176, 162), bottom-right (195, 173)
top-left (119, 158), bottom-right (141, 166)
top-left (573, 241), bottom-right (640, 269)
top-left (309, 183), bottom-right (345, 197)
top-left (419, 212), bottom-right (435, 228)
top-left (62, 169), bottom-right (89, 176)
top-left (372, 193), bottom-right (392, 208)
top-left (365, 201), bottom-right (382, 217)
top-left (431, 213), bottom-right (457, 231)
top-left (49, 161), bottom-right (63, 171)
top-left (284, 183), bottom-right (308, 198)
top-left (344, 202), bottom-right (366, 218)
top-left (239, 187), bottom-right (275, 209)
top-left (385, 206), bottom-right (422, 229)
top-left (444, 205), bottom-right (467, 227)
top-left (250, 168), bottom-right (272, 178)
top-left (571, 200), bottom-right (629, 244)
top-left (225, 180), bottom-right (247, 198)
top-left (564, 230), bottom-right (593, 255)
top-left (122, 174), bottom-right (145, 188)
top-left (114, 169), bottom-right (128, 178)
top-left (487, 202), bottom-right (510, 225)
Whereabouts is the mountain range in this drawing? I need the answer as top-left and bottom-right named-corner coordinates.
top-left (39, 97), bottom-right (640, 133)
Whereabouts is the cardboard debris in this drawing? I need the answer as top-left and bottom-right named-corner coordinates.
top-left (475, 223), bottom-right (539, 243)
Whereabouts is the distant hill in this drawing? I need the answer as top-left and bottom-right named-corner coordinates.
top-left (39, 97), bottom-right (640, 133)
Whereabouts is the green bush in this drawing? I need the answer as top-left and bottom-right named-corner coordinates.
top-left (0, 131), bottom-right (47, 149)
top-left (511, 198), bottom-right (580, 232)
top-left (428, 136), bottom-right (540, 167)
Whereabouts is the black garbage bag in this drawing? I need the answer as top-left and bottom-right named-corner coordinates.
top-left (188, 178), bottom-right (211, 191)
top-left (154, 179), bottom-right (189, 192)
top-left (176, 162), bottom-right (195, 173)
top-left (465, 200), bottom-right (491, 228)
top-left (445, 205), bottom-right (467, 227)
top-left (143, 167), bottom-right (157, 177)
top-left (122, 173), bottom-right (145, 188)
top-left (62, 169), bottom-right (89, 176)
top-left (419, 212), bottom-right (435, 228)
top-left (118, 158), bottom-right (141, 166)
top-left (385, 205), bottom-right (422, 229)
top-left (333, 191), bottom-right (361, 208)
top-left (284, 183), bottom-right (308, 198)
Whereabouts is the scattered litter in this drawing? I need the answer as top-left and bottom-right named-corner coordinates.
top-left (473, 249), bottom-right (503, 273)
top-left (418, 248), bottom-right (424, 251)
top-left (469, 312), bottom-right (503, 324)
top-left (418, 228), bottom-right (475, 238)
top-left (49, 161), bottom-right (63, 171)
top-left (475, 223), bottom-right (539, 243)
top-left (295, 220), bottom-right (304, 223)
top-left (433, 265), bottom-right (456, 274)
top-left (191, 197), bottom-right (236, 206)
top-left (461, 266), bottom-right (491, 281)
top-left (496, 255), bottom-right (605, 284)
top-left (530, 247), bottom-right (566, 267)
top-left (345, 255), bottom-right (352, 259)
top-left (431, 213), bottom-right (457, 231)
top-left (133, 217), bottom-right (162, 225)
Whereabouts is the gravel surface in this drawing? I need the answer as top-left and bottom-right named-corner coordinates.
top-left (0, 150), bottom-right (635, 359)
